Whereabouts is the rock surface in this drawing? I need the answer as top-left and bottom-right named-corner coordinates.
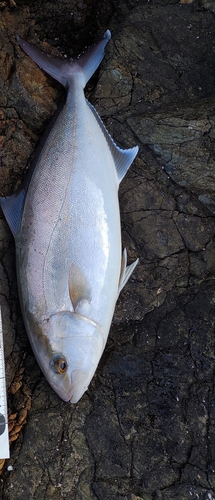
top-left (1, 0), bottom-right (215, 499)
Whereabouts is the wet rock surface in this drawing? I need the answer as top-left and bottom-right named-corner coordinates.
top-left (1, 0), bottom-right (215, 499)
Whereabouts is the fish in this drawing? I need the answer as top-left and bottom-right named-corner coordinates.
top-left (0, 31), bottom-right (139, 403)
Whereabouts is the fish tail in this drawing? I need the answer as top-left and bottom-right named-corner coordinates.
top-left (15, 31), bottom-right (111, 88)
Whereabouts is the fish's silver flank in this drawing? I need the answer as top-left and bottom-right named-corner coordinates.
top-left (0, 31), bottom-right (138, 403)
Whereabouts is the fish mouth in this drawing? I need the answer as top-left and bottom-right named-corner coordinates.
top-left (69, 389), bottom-right (87, 404)
top-left (69, 393), bottom-right (85, 404)
top-left (68, 368), bottom-right (90, 404)
top-left (47, 368), bottom-right (88, 403)
top-left (51, 367), bottom-right (95, 403)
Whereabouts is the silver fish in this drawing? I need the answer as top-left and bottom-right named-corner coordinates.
top-left (1, 31), bottom-right (138, 403)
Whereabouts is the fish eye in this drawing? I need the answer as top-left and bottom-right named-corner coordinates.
top-left (51, 354), bottom-right (67, 374)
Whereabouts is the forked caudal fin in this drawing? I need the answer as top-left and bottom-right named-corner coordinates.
top-left (15, 30), bottom-right (111, 88)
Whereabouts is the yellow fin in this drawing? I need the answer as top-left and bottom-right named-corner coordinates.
top-left (68, 263), bottom-right (92, 312)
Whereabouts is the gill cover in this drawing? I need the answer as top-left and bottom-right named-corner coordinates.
top-left (44, 311), bottom-right (105, 403)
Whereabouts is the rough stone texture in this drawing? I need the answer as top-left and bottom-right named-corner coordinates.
top-left (1, 0), bottom-right (215, 499)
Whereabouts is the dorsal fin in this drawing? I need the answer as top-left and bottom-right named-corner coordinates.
top-left (0, 187), bottom-right (27, 237)
top-left (87, 100), bottom-right (138, 184)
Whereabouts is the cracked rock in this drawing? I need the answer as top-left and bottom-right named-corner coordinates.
top-left (1, 1), bottom-right (215, 499)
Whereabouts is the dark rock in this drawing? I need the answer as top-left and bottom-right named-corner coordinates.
top-left (1, 1), bottom-right (215, 499)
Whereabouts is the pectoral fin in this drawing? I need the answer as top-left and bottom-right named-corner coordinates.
top-left (118, 248), bottom-right (139, 296)
top-left (68, 263), bottom-right (92, 315)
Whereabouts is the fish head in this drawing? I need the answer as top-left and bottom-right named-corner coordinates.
top-left (32, 311), bottom-right (105, 403)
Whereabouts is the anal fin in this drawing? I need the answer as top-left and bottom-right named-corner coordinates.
top-left (87, 100), bottom-right (138, 184)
